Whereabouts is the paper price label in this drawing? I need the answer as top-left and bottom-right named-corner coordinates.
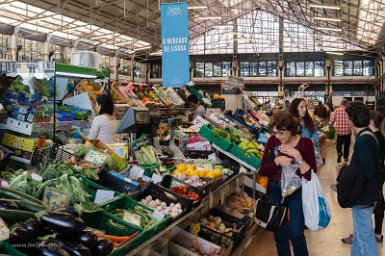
top-left (31, 173), bottom-right (43, 182)
top-left (42, 187), bottom-right (69, 211)
top-left (151, 174), bottom-right (163, 184)
top-left (94, 189), bottom-right (115, 204)
top-left (84, 149), bottom-right (108, 167)
top-left (128, 165), bottom-right (145, 180)
top-left (153, 210), bottom-right (165, 222)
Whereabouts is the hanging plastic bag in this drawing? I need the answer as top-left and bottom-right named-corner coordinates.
top-left (302, 170), bottom-right (331, 231)
top-left (281, 162), bottom-right (302, 197)
top-left (315, 147), bottom-right (324, 167)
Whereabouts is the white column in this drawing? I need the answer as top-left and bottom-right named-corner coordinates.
top-left (111, 56), bottom-right (118, 81)
top-left (43, 35), bottom-right (51, 61)
top-left (10, 27), bottom-right (19, 61)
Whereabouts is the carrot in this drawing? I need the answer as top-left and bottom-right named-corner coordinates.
top-left (97, 232), bottom-right (139, 248)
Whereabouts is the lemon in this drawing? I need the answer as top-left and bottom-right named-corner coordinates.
top-left (173, 169), bottom-right (182, 175)
top-left (186, 165), bottom-right (195, 171)
top-left (198, 170), bottom-right (206, 178)
top-left (213, 169), bottom-right (223, 177)
top-left (206, 172), bottom-right (216, 179)
top-left (177, 164), bottom-right (187, 172)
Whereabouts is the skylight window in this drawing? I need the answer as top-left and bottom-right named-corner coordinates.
top-left (218, 0), bottom-right (244, 7)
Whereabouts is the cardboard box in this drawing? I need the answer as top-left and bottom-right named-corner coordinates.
top-left (85, 139), bottom-right (116, 156)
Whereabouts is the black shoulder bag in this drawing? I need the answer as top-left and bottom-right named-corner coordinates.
top-left (254, 194), bottom-right (287, 232)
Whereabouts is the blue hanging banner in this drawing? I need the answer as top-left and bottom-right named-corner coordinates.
top-left (161, 2), bottom-right (190, 88)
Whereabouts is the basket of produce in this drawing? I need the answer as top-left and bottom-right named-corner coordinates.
top-left (227, 193), bottom-right (256, 214)
top-left (7, 208), bottom-right (135, 256)
top-left (136, 183), bottom-right (186, 219)
top-left (103, 195), bottom-right (171, 239)
top-left (82, 211), bottom-right (144, 254)
top-left (198, 208), bottom-right (249, 252)
top-left (79, 175), bottom-right (120, 204)
top-left (49, 144), bottom-right (83, 163)
top-left (199, 125), bottom-right (232, 151)
top-left (140, 163), bottom-right (160, 177)
top-left (96, 169), bottom-right (141, 196)
top-left (161, 175), bottom-right (205, 206)
top-left (229, 140), bottom-right (262, 169)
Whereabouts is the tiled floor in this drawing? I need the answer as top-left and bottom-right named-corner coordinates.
top-left (245, 140), bottom-right (384, 256)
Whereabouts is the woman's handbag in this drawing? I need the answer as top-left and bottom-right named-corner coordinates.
top-left (254, 194), bottom-right (287, 232)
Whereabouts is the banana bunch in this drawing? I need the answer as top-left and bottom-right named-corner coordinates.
top-left (238, 140), bottom-right (263, 159)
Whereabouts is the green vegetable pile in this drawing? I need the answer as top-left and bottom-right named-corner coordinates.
top-left (3, 171), bottom-right (43, 198)
top-left (74, 144), bottom-right (128, 172)
top-left (324, 126), bottom-right (336, 140)
top-left (42, 161), bottom-right (99, 181)
top-left (111, 207), bottom-right (156, 229)
top-left (135, 145), bottom-right (158, 165)
top-left (38, 174), bottom-right (91, 205)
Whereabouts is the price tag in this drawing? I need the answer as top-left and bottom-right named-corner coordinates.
top-left (153, 210), bottom-right (165, 222)
top-left (192, 223), bottom-right (200, 251)
top-left (192, 223), bottom-right (201, 234)
top-left (208, 153), bottom-right (217, 162)
top-left (42, 187), bottom-right (69, 211)
top-left (128, 165), bottom-right (144, 180)
top-left (94, 189), bottom-right (115, 204)
top-left (84, 149), bottom-right (108, 167)
top-left (151, 174), bottom-right (163, 184)
top-left (31, 173), bottom-right (43, 182)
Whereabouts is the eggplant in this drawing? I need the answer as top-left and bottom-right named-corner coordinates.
top-left (95, 238), bottom-right (113, 256)
top-left (55, 207), bottom-right (79, 217)
top-left (49, 238), bottom-right (91, 256)
top-left (0, 199), bottom-right (19, 210)
top-left (77, 231), bottom-right (98, 251)
top-left (23, 218), bottom-right (43, 236)
top-left (37, 211), bottom-right (85, 235)
top-left (37, 241), bottom-right (71, 256)
top-left (9, 227), bottom-right (33, 244)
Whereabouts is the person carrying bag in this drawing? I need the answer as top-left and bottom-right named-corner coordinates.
top-left (257, 111), bottom-right (317, 256)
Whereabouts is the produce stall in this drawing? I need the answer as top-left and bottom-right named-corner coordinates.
top-left (0, 63), bottom-right (263, 256)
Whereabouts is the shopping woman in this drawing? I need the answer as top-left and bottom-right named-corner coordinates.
top-left (75, 94), bottom-right (118, 144)
top-left (260, 111), bottom-right (317, 256)
top-left (289, 98), bottom-right (322, 165)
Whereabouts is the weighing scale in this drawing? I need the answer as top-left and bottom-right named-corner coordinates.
top-left (116, 107), bottom-right (150, 156)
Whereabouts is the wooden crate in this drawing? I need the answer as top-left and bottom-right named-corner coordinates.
top-left (110, 82), bottom-right (130, 104)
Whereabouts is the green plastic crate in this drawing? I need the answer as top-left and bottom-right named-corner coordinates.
top-left (0, 242), bottom-right (27, 256)
top-left (79, 176), bottom-right (120, 205)
top-left (103, 195), bottom-right (171, 240)
top-left (82, 211), bottom-right (144, 255)
top-left (199, 125), bottom-right (232, 151)
top-left (229, 143), bottom-right (261, 169)
top-left (140, 164), bottom-right (160, 177)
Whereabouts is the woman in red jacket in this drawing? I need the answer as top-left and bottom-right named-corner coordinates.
top-left (260, 111), bottom-right (317, 256)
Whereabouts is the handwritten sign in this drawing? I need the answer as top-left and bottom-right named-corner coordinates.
top-left (42, 187), bottom-right (69, 210)
top-left (84, 149), bottom-right (108, 167)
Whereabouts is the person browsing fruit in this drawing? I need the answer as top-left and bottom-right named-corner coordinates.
top-left (260, 111), bottom-right (317, 256)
